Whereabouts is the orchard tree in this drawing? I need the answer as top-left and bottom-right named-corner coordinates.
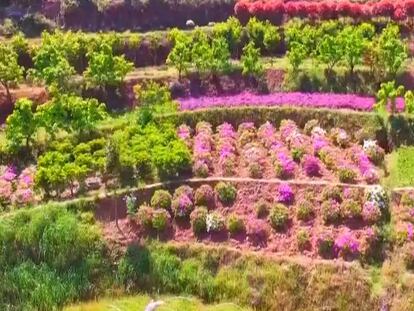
top-left (376, 24), bottom-right (407, 79)
top-left (84, 43), bottom-right (133, 89)
top-left (0, 42), bottom-right (24, 105)
top-left (191, 30), bottom-right (213, 76)
top-left (213, 17), bottom-right (243, 55)
top-left (240, 42), bottom-right (263, 78)
top-left (317, 34), bottom-right (343, 70)
top-left (246, 17), bottom-right (280, 53)
top-left (5, 98), bottom-right (37, 152)
top-left (166, 29), bottom-right (192, 80)
top-left (211, 36), bottom-right (231, 75)
top-left (338, 25), bottom-right (367, 76)
top-left (37, 93), bottom-right (107, 135)
top-left (287, 41), bottom-right (307, 74)
top-left (35, 151), bottom-right (69, 197)
top-left (29, 46), bottom-right (76, 91)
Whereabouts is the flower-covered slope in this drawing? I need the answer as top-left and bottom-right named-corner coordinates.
top-left (178, 119), bottom-right (385, 184)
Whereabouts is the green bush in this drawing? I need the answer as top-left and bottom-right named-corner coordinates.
top-left (194, 184), bottom-right (215, 207)
top-left (190, 207), bottom-right (208, 236)
top-left (341, 199), bottom-right (362, 219)
top-left (214, 182), bottom-right (237, 205)
top-left (269, 204), bottom-right (289, 230)
top-left (150, 190), bottom-right (172, 210)
top-left (296, 200), bottom-right (314, 221)
top-left (255, 199), bottom-right (270, 218)
top-left (118, 245), bottom-right (151, 291)
top-left (136, 204), bottom-right (153, 228)
top-left (227, 214), bottom-right (245, 235)
top-left (152, 209), bottom-right (170, 232)
top-left (338, 167), bottom-right (357, 184)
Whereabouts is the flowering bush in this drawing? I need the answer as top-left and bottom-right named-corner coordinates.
top-left (174, 185), bottom-right (194, 201)
top-left (194, 184), bottom-right (215, 207)
top-left (190, 207), bottom-right (208, 235)
top-left (363, 139), bottom-right (385, 165)
top-left (152, 209), bottom-right (171, 232)
top-left (227, 214), bottom-right (245, 235)
top-left (341, 199), bottom-right (362, 219)
top-left (365, 186), bottom-right (388, 210)
top-left (217, 122), bottom-right (237, 176)
top-left (334, 231), bottom-right (360, 259)
top-left (274, 151), bottom-right (296, 179)
top-left (362, 201), bottom-right (382, 223)
top-left (330, 128), bottom-right (350, 148)
top-left (193, 160), bottom-right (209, 177)
top-left (277, 183), bottom-right (294, 204)
top-left (171, 193), bottom-right (194, 217)
top-left (206, 212), bottom-right (225, 233)
top-left (296, 200), bottom-right (314, 221)
top-left (150, 190), bottom-right (172, 210)
top-left (337, 166), bottom-right (358, 184)
top-left (269, 203), bottom-right (289, 230)
top-left (237, 122), bottom-right (256, 146)
top-left (12, 188), bottom-right (35, 206)
top-left (302, 155), bottom-right (322, 177)
top-left (322, 199), bottom-right (341, 224)
top-left (193, 122), bottom-right (213, 177)
top-left (0, 179), bottom-right (13, 204)
top-left (280, 119), bottom-right (299, 143)
top-left (304, 119), bottom-right (320, 135)
top-left (322, 186), bottom-right (343, 202)
top-left (215, 182), bottom-right (237, 205)
top-left (136, 204), bottom-right (153, 228)
top-left (177, 124), bottom-right (192, 147)
top-left (258, 121), bottom-right (278, 149)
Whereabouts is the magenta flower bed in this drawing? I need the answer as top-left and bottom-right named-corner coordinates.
top-left (178, 92), bottom-right (405, 112)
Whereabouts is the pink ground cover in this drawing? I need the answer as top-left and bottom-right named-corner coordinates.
top-left (178, 91), bottom-right (405, 112)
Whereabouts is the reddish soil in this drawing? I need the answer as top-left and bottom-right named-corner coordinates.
top-left (100, 180), bottom-right (378, 261)
top-left (0, 85), bottom-right (48, 123)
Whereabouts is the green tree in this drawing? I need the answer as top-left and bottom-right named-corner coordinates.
top-left (240, 42), bottom-right (263, 78)
top-left (35, 151), bottom-right (69, 197)
top-left (212, 17), bottom-right (242, 55)
top-left (166, 29), bottom-right (192, 80)
top-left (37, 94), bottom-right (107, 135)
top-left (5, 98), bottom-right (37, 152)
top-left (405, 90), bottom-right (414, 114)
top-left (338, 25), bottom-right (368, 76)
top-left (317, 34), bottom-right (343, 70)
top-left (191, 30), bottom-right (213, 76)
top-left (211, 36), bottom-right (231, 75)
top-left (376, 24), bottom-right (407, 79)
top-left (246, 17), bottom-right (279, 53)
top-left (287, 41), bottom-right (307, 74)
top-left (0, 42), bottom-right (24, 105)
top-left (84, 42), bottom-right (133, 89)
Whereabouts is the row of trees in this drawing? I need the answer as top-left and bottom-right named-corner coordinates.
top-left (285, 21), bottom-right (407, 80)
top-left (166, 18), bottom-right (275, 79)
top-left (235, 0), bottom-right (414, 22)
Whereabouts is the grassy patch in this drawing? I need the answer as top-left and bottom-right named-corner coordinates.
top-left (384, 146), bottom-right (414, 188)
top-left (65, 295), bottom-right (248, 311)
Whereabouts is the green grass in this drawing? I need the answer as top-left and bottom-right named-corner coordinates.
top-left (383, 146), bottom-right (414, 188)
top-left (65, 295), bottom-right (249, 311)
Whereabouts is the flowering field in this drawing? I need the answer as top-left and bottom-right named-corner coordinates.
top-left (178, 119), bottom-right (385, 184)
top-left (178, 92), bottom-right (405, 112)
top-left (123, 181), bottom-right (388, 261)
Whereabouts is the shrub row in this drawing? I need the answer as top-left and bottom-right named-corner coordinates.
top-left (235, 0), bottom-right (414, 23)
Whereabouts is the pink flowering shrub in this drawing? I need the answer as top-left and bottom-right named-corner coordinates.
top-left (274, 151), bottom-right (296, 179)
top-left (277, 183), bottom-right (294, 204)
top-left (279, 119), bottom-right (299, 143)
top-left (217, 122), bottom-right (237, 176)
top-left (363, 140), bottom-right (385, 165)
top-left (330, 128), bottom-right (350, 148)
top-left (172, 185), bottom-right (194, 217)
top-left (194, 184), bottom-right (215, 207)
top-left (303, 155), bottom-right (322, 177)
top-left (193, 122), bottom-right (213, 177)
top-left (362, 201), bottom-right (382, 223)
top-left (237, 122), bottom-right (256, 147)
top-left (334, 231), bottom-right (360, 259)
top-left (0, 179), bottom-right (13, 205)
top-left (258, 122), bottom-right (279, 149)
top-left (177, 124), bottom-right (192, 147)
top-left (322, 199), bottom-right (341, 223)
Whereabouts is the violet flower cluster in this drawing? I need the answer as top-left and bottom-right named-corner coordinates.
top-left (334, 231), bottom-right (360, 258)
top-left (277, 183), bottom-right (294, 204)
top-left (0, 165), bottom-right (36, 206)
